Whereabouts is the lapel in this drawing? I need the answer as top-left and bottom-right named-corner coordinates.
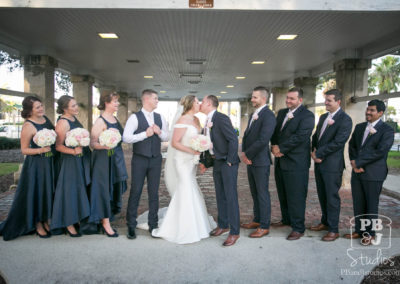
top-left (361, 120), bottom-right (383, 148)
top-left (318, 109), bottom-right (343, 141)
top-left (244, 112), bottom-right (253, 136)
top-left (281, 105), bottom-right (303, 133)
top-left (210, 111), bottom-right (217, 141)
top-left (245, 105), bottom-right (268, 136)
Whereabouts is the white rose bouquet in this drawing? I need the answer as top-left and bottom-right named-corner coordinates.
top-left (33, 128), bottom-right (57, 157)
top-left (65, 127), bottom-right (90, 157)
top-left (98, 128), bottom-right (122, 156)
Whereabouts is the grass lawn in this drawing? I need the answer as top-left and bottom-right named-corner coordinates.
top-left (388, 151), bottom-right (400, 168)
top-left (0, 163), bottom-right (19, 177)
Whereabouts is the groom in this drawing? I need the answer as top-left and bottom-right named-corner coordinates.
top-left (199, 95), bottom-right (241, 246)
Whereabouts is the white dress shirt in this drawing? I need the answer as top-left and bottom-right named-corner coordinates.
top-left (205, 109), bottom-right (216, 154)
top-left (318, 107), bottom-right (341, 140)
top-left (123, 108), bottom-right (169, 144)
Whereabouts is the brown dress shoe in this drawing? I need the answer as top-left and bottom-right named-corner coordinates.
top-left (271, 221), bottom-right (290, 227)
top-left (361, 235), bottom-right (375, 246)
top-left (249, 228), bottom-right (269, 238)
top-left (322, 232), bottom-right (339, 242)
top-left (309, 223), bottom-right (329, 231)
top-left (240, 222), bottom-right (260, 229)
top-left (287, 231), bottom-right (304, 240)
top-left (210, 227), bottom-right (230, 237)
top-left (343, 232), bottom-right (361, 239)
top-left (223, 234), bottom-right (240, 246)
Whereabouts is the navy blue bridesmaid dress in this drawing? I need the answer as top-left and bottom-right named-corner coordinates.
top-left (50, 117), bottom-right (91, 230)
top-left (0, 116), bottom-right (56, 241)
top-left (87, 116), bottom-right (127, 225)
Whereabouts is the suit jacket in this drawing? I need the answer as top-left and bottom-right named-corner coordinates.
top-left (271, 105), bottom-right (314, 171)
top-left (242, 105), bottom-right (276, 167)
top-left (204, 111), bottom-right (240, 164)
top-left (349, 120), bottom-right (394, 181)
top-left (311, 109), bottom-right (352, 173)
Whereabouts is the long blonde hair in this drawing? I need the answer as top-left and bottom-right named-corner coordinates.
top-left (180, 95), bottom-right (196, 115)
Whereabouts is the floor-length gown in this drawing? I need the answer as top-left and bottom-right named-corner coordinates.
top-left (0, 116), bottom-right (56, 241)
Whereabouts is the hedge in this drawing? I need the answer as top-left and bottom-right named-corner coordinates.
top-left (0, 137), bottom-right (20, 150)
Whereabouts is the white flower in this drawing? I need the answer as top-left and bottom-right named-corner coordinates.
top-left (99, 128), bottom-right (122, 149)
top-left (369, 127), bottom-right (377, 135)
top-left (327, 118), bottom-right (335, 126)
top-left (33, 128), bottom-right (57, 147)
top-left (65, 128), bottom-right (90, 147)
top-left (189, 134), bottom-right (212, 152)
top-left (287, 112), bottom-right (294, 119)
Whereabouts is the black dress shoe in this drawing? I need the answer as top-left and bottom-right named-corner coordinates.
top-left (127, 228), bottom-right (136, 239)
top-left (148, 225), bottom-right (159, 233)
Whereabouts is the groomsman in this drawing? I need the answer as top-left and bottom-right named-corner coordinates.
top-left (123, 89), bottom-right (169, 239)
top-left (345, 99), bottom-right (394, 245)
top-left (241, 86), bottom-right (276, 238)
top-left (311, 89), bottom-right (352, 241)
top-left (271, 87), bottom-right (314, 240)
top-left (199, 95), bottom-right (241, 246)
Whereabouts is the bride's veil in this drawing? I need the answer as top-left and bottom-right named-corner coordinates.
top-left (164, 101), bottom-right (184, 197)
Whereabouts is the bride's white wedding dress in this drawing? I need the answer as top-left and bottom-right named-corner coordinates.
top-left (137, 123), bottom-right (216, 244)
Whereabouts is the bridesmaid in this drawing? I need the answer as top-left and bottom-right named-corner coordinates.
top-left (0, 96), bottom-right (55, 240)
top-left (87, 92), bottom-right (128, 237)
top-left (51, 95), bottom-right (91, 237)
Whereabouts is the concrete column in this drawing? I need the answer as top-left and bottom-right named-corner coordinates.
top-left (272, 87), bottom-right (288, 113)
top-left (117, 92), bottom-right (129, 126)
top-left (334, 58), bottom-right (371, 187)
top-left (239, 98), bottom-right (252, 143)
top-left (128, 96), bottom-right (141, 115)
top-left (71, 75), bottom-right (95, 131)
top-left (294, 77), bottom-right (319, 113)
top-left (23, 55), bottom-right (58, 122)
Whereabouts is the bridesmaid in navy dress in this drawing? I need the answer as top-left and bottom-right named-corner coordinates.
top-left (88, 92), bottom-right (128, 237)
top-left (0, 96), bottom-right (55, 240)
top-left (51, 95), bottom-right (91, 237)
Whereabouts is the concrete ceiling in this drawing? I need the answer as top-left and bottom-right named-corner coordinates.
top-left (0, 8), bottom-right (400, 100)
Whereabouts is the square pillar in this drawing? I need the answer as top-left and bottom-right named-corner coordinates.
top-left (117, 92), bottom-right (129, 126)
top-left (294, 77), bottom-right (319, 113)
top-left (272, 87), bottom-right (288, 113)
top-left (71, 75), bottom-right (95, 130)
top-left (128, 97), bottom-right (141, 115)
top-left (239, 98), bottom-right (252, 143)
top-left (23, 55), bottom-right (58, 122)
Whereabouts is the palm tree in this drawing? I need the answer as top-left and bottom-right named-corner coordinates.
top-left (370, 56), bottom-right (400, 94)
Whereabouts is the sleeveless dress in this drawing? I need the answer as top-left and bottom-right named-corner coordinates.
top-left (0, 116), bottom-right (56, 241)
top-left (149, 124), bottom-right (216, 244)
top-left (50, 117), bottom-right (91, 230)
top-left (87, 116), bottom-right (128, 224)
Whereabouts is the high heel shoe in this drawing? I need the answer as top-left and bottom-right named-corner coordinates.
top-left (101, 226), bottom-right (118, 238)
top-left (43, 226), bottom-right (52, 237)
top-left (36, 230), bottom-right (51, 239)
top-left (65, 227), bottom-right (82, 238)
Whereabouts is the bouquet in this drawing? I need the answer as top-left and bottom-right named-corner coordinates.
top-left (99, 128), bottom-right (122, 156)
top-left (33, 128), bottom-right (57, 157)
top-left (189, 134), bottom-right (212, 165)
top-left (65, 127), bottom-right (90, 156)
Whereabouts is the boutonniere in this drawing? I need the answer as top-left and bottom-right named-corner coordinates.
top-left (369, 127), bottom-right (377, 136)
top-left (327, 118), bottom-right (335, 126)
top-left (207, 121), bottom-right (213, 128)
top-left (287, 112), bottom-right (294, 120)
top-left (252, 113), bottom-right (259, 121)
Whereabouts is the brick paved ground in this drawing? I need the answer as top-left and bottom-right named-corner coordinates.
top-left (1, 149), bottom-right (400, 230)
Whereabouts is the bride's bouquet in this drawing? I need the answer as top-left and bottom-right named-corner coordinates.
top-left (65, 127), bottom-right (90, 156)
top-left (98, 128), bottom-right (122, 156)
top-left (33, 128), bottom-right (57, 157)
top-left (189, 134), bottom-right (212, 165)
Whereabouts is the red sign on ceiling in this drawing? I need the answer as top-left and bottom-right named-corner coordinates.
top-left (189, 0), bottom-right (214, 8)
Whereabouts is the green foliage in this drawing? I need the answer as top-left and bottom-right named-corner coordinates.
top-left (0, 50), bottom-right (21, 72)
top-left (369, 56), bottom-right (400, 94)
top-left (317, 73), bottom-right (336, 92)
top-left (55, 71), bottom-right (72, 97)
top-left (0, 163), bottom-right (19, 177)
top-left (0, 137), bottom-right (20, 150)
top-left (388, 151), bottom-right (400, 168)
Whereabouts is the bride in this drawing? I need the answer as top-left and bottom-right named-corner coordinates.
top-left (139, 95), bottom-right (216, 244)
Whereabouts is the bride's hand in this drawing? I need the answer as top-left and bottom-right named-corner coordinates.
top-left (193, 151), bottom-right (201, 155)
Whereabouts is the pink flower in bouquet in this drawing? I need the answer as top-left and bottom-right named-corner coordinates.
top-left (33, 128), bottom-right (57, 157)
top-left (189, 134), bottom-right (212, 152)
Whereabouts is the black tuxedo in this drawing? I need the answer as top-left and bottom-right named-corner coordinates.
top-left (311, 108), bottom-right (352, 233)
top-left (242, 105), bottom-right (276, 229)
top-left (271, 105), bottom-right (314, 233)
top-left (201, 111), bottom-right (240, 235)
top-left (349, 119), bottom-right (394, 236)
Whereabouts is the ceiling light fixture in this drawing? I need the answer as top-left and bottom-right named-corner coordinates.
top-left (186, 59), bottom-right (207, 65)
top-left (277, 34), bottom-right (298, 40)
top-left (220, 91), bottom-right (227, 94)
top-left (160, 91), bottom-right (166, 93)
top-left (236, 76), bottom-right (246, 79)
top-left (98, 33), bottom-right (119, 39)
top-left (180, 72), bottom-right (203, 78)
top-left (226, 85), bottom-right (234, 88)
top-left (144, 76), bottom-right (153, 79)
top-left (251, 61), bottom-right (265, 64)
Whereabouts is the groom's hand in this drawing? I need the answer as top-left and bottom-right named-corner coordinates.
top-left (199, 163), bottom-right (207, 174)
top-left (152, 124), bottom-right (161, 135)
top-left (241, 153), bottom-right (252, 165)
top-left (146, 126), bottom-right (154, 137)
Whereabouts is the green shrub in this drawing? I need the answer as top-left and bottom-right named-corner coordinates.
top-left (0, 137), bottom-right (20, 150)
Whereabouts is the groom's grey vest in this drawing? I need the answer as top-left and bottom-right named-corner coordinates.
top-left (132, 111), bottom-right (162, 158)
